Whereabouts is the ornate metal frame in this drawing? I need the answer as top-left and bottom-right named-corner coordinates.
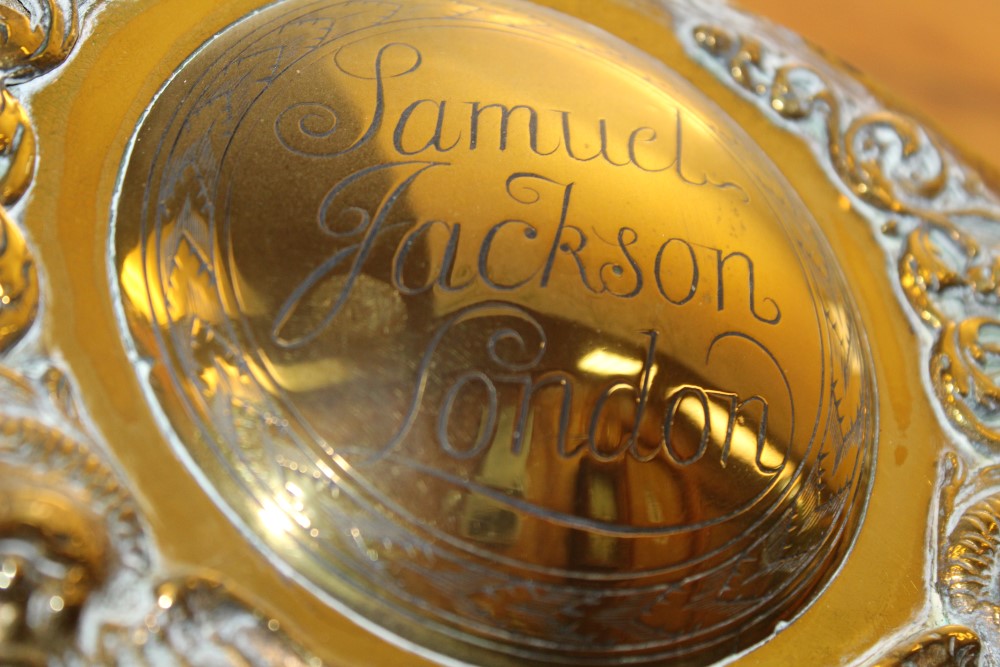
top-left (0, 0), bottom-right (995, 664)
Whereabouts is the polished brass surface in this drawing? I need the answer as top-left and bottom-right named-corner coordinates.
top-left (1, 0), bottom-right (997, 665)
top-left (112, 0), bottom-right (873, 663)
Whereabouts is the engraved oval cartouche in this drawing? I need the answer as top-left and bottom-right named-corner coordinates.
top-left (112, 0), bottom-right (876, 664)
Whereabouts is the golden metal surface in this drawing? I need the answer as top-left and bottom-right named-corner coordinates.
top-left (0, 0), bottom-right (996, 665)
top-left (111, 2), bottom-right (873, 664)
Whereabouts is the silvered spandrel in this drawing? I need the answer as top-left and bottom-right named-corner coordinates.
top-left (112, 0), bottom-right (875, 664)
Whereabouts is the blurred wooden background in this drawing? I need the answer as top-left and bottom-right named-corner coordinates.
top-left (737, 0), bottom-right (1000, 169)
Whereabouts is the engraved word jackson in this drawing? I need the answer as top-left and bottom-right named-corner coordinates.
top-left (267, 40), bottom-right (785, 476)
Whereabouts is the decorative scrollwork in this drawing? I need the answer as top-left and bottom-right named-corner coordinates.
top-left (92, 578), bottom-right (322, 666)
top-left (869, 626), bottom-right (981, 667)
top-left (931, 455), bottom-right (1000, 665)
top-left (941, 492), bottom-right (1000, 621)
top-left (0, 364), bottom-right (322, 664)
top-left (681, 16), bottom-right (1000, 449)
top-left (934, 463), bottom-right (1000, 667)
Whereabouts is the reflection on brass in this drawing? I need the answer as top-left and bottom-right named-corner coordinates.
top-left (0, 206), bottom-right (37, 352)
top-left (690, 21), bottom-right (1000, 450)
top-left (112, 1), bottom-right (874, 664)
top-left (0, 0), bottom-right (77, 81)
top-left (2, 0), bottom-right (1000, 664)
top-left (0, 89), bottom-right (35, 205)
top-left (870, 626), bottom-right (980, 667)
top-left (0, 3), bottom-right (42, 354)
